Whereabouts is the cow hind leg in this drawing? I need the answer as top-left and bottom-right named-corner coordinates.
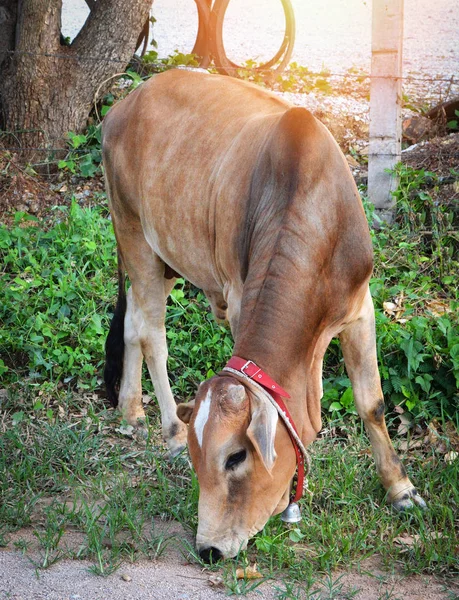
top-left (339, 289), bottom-right (427, 511)
top-left (104, 252), bottom-right (127, 408)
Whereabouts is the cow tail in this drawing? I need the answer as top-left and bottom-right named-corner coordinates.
top-left (104, 250), bottom-right (126, 407)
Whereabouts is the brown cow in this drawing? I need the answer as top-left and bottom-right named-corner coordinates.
top-left (102, 69), bottom-right (426, 561)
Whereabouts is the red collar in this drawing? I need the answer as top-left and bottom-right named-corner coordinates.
top-left (224, 356), bottom-right (305, 503)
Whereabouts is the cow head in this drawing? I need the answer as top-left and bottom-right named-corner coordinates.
top-left (177, 374), bottom-right (296, 560)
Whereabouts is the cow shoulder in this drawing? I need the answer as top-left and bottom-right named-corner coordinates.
top-left (239, 107), bottom-right (321, 280)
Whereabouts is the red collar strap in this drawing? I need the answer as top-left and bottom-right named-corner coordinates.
top-left (223, 356), bottom-right (309, 503)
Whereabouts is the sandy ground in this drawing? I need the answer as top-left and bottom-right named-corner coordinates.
top-left (0, 526), bottom-right (456, 600)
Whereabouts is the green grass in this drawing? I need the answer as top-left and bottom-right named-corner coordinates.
top-left (0, 386), bottom-right (457, 589)
top-left (0, 199), bottom-right (234, 398)
top-left (1, 191), bottom-right (458, 418)
top-left (0, 390), bottom-right (200, 571)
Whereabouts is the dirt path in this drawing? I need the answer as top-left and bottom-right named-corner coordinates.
top-left (1, 527), bottom-right (456, 600)
top-left (1, 547), bottom-right (455, 600)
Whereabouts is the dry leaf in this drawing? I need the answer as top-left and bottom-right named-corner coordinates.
top-left (426, 299), bottom-right (452, 317)
top-left (444, 421), bottom-right (459, 449)
top-left (383, 301), bottom-right (397, 314)
top-left (426, 421), bottom-right (441, 446)
top-left (428, 531), bottom-right (445, 540)
top-left (397, 414), bottom-right (413, 436)
top-left (395, 531), bottom-right (444, 551)
top-left (394, 405), bottom-right (405, 415)
top-left (142, 394), bottom-right (152, 405)
top-left (398, 438), bottom-right (423, 451)
top-left (383, 295), bottom-right (408, 323)
top-left (346, 154), bottom-right (360, 168)
top-left (394, 534), bottom-right (416, 548)
top-left (235, 564), bottom-right (262, 580)
top-left (358, 448), bottom-right (372, 457)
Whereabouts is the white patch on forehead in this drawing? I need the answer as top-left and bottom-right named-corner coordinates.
top-left (194, 389), bottom-right (212, 448)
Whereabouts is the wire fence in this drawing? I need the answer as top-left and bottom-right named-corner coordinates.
top-left (1, 49), bottom-right (458, 165)
top-left (5, 49), bottom-right (459, 83)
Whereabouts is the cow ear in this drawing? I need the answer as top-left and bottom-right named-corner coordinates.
top-left (177, 400), bottom-right (195, 424)
top-left (247, 390), bottom-right (278, 473)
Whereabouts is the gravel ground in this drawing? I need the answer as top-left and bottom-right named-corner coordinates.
top-left (62, 0), bottom-right (459, 78)
top-left (151, 0), bottom-right (459, 77)
top-left (61, 0), bottom-right (459, 121)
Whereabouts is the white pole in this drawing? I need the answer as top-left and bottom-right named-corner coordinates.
top-left (368, 0), bottom-right (404, 224)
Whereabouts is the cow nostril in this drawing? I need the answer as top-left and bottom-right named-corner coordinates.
top-left (199, 546), bottom-right (223, 563)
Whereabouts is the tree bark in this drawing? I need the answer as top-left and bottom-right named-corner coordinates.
top-left (0, 0), bottom-right (152, 161)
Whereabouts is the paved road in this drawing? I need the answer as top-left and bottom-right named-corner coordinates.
top-left (62, 0), bottom-right (458, 77)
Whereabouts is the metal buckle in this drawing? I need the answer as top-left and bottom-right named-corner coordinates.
top-left (240, 360), bottom-right (261, 378)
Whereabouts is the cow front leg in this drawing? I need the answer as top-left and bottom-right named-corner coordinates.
top-left (339, 289), bottom-right (426, 510)
top-left (129, 274), bottom-right (187, 457)
top-left (113, 223), bottom-right (187, 456)
top-left (118, 286), bottom-right (146, 426)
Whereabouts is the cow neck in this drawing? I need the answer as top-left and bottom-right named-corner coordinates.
top-left (233, 269), bottom-right (314, 389)
top-left (222, 356), bottom-right (310, 503)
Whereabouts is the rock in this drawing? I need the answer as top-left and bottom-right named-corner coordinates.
top-left (121, 574), bottom-right (132, 582)
top-left (208, 574), bottom-right (224, 587)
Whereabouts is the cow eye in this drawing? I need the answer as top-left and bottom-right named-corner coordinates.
top-left (225, 449), bottom-right (247, 471)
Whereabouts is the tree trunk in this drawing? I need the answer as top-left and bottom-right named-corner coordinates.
top-left (0, 0), bottom-right (17, 65)
top-left (0, 0), bottom-right (152, 162)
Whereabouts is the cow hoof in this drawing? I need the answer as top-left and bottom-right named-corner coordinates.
top-left (133, 424), bottom-right (149, 441)
top-left (392, 488), bottom-right (427, 512)
top-left (122, 407), bottom-right (147, 428)
top-left (165, 422), bottom-right (188, 458)
top-left (167, 444), bottom-right (188, 461)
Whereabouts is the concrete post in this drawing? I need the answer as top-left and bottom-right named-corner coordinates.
top-left (368, 0), bottom-right (404, 224)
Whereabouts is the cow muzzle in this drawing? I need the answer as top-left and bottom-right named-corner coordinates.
top-left (196, 532), bottom-right (249, 561)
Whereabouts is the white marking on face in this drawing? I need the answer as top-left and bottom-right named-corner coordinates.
top-left (194, 389), bottom-right (212, 447)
